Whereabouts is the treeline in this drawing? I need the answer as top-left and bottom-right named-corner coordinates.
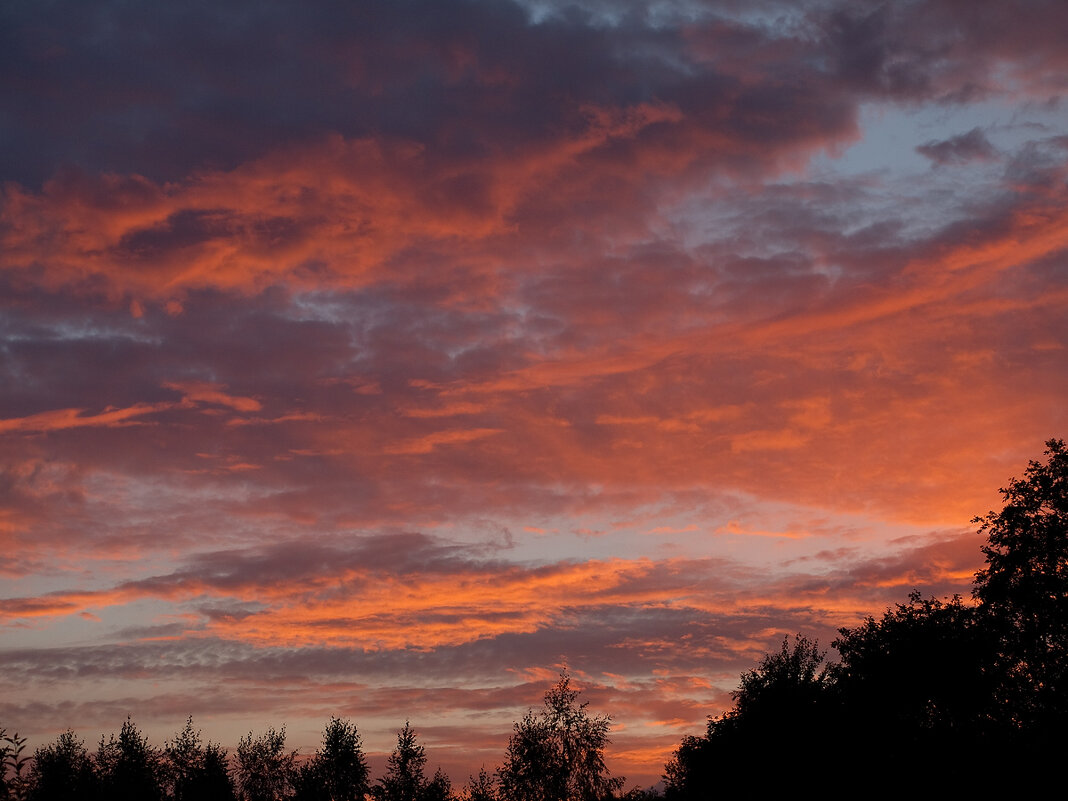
top-left (4, 440), bottom-right (1067, 800)
top-left (0, 672), bottom-right (643, 801)
top-left (1, 715), bottom-right (439, 801)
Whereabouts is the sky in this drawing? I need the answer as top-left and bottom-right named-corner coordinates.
top-left (1, 0), bottom-right (1067, 789)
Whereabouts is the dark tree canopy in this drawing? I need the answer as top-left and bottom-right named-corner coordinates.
top-left (973, 438), bottom-right (1068, 726)
top-left (165, 717), bottom-right (236, 801)
top-left (831, 592), bottom-right (996, 739)
top-left (26, 730), bottom-right (98, 801)
top-left (95, 718), bottom-right (165, 801)
top-left (497, 670), bottom-right (622, 801)
top-left (423, 768), bottom-right (452, 801)
top-left (236, 727), bottom-right (298, 801)
top-left (294, 717), bottom-right (369, 801)
top-left (665, 439), bottom-right (1068, 797)
top-left (462, 767), bottom-right (497, 801)
top-left (728, 634), bottom-right (828, 725)
top-left (372, 722), bottom-right (431, 801)
top-left (664, 635), bottom-right (833, 798)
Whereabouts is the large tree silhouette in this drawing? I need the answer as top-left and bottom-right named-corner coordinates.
top-left (665, 439), bottom-right (1068, 797)
top-left (973, 438), bottom-right (1068, 728)
top-left (664, 635), bottom-right (834, 798)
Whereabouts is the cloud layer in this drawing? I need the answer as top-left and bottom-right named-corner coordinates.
top-left (2, 0), bottom-right (1067, 786)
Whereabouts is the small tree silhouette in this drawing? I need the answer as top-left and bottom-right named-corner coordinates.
top-left (498, 670), bottom-right (622, 801)
top-left (372, 722), bottom-right (429, 801)
top-left (462, 767), bottom-right (496, 801)
top-left (165, 717), bottom-right (235, 801)
top-left (294, 717), bottom-right (368, 801)
top-left (236, 727), bottom-right (297, 801)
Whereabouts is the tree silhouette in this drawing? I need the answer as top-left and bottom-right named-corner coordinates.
top-left (372, 722), bottom-right (432, 801)
top-left (294, 718), bottom-right (368, 801)
top-left (727, 634), bottom-right (828, 724)
top-left (461, 767), bottom-right (496, 801)
top-left (423, 768), bottom-right (452, 801)
top-left (26, 731), bottom-right (98, 801)
top-left (165, 717), bottom-right (235, 801)
top-left (497, 670), bottom-right (622, 801)
top-left (831, 592), bottom-right (995, 740)
top-left (236, 727), bottom-right (298, 801)
top-left (664, 439), bottom-right (1068, 796)
top-left (973, 437), bottom-right (1068, 728)
top-left (95, 717), bottom-right (164, 801)
top-left (664, 636), bottom-right (832, 798)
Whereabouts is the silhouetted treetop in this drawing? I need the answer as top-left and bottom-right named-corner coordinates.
top-left (26, 730), bottom-right (97, 801)
top-left (166, 717), bottom-right (235, 801)
top-left (373, 722), bottom-right (434, 801)
top-left (498, 669), bottom-right (622, 801)
top-left (96, 717), bottom-right (164, 801)
top-left (973, 438), bottom-right (1068, 724)
top-left (294, 717), bottom-right (368, 801)
top-left (729, 634), bottom-right (828, 723)
top-left (236, 727), bottom-right (298, 801)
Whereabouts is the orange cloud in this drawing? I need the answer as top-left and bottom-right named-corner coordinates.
top-left (164, 381), bottom-right (262, 412)
top-left (0, 403), bottom-right (170, 434)
top-left (383, 428), bottom-right (504, 455)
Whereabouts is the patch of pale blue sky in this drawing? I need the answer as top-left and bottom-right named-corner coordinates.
top-left (514, 0), bottom-right (834, 33)
top-left (813, 95), bottom-right (1068, 178)
top-left (515, 0), bottom-right (713, 28)
top-left (0, 316), bottom-right (162, 347)
top-left (662, 95), bottom-right (1068, 267)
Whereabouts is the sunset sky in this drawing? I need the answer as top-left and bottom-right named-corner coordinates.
top-left (2, 0), bottom-right (1067, 788)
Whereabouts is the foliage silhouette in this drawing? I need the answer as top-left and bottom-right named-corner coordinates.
top-left (372, 722), bottom-right (432, 801)
top-left (461, 767), bottom-right (497, 801)
top-left (236, 727), bottom-right (298, 801)
top-left (25, 731), bottom-right (97, 801)
top-left (293, 718), bottom-right (368, 801)
top-left (165, 717), bottom-right (235, 801)
top-left (664, 635), bottom-right (833, 798)
top-left (1, 727), bottom-right (29, 801)
top-left (497, 670), bottom-right (622, 801)
top-left (95, 717), bottom-right (165, 801)
top-left (831, 592), bottom-right (995, 738)
top-left (423, 767), bottom-right (452, 801)
top-left (665, 439), bottom-right (1068, 796)
top-left (728, 634), bottom-right (829, 725)
top-left (973, 437), bottom-right (1068, 728)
